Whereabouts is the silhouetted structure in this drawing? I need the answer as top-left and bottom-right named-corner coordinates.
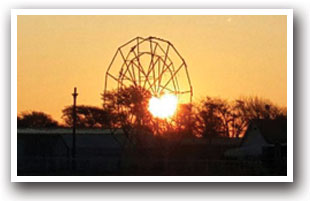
top-left (72, 87), bottom-right (78, 171)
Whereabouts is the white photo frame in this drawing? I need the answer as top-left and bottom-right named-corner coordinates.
top-left (11, 9), bottom-right (293, 182)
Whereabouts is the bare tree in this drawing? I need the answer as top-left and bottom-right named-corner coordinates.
top-left (232, 96), bottom-right (287, 138)
top-left (194, 96), bottom-right (287, 138)
top-left (196, 97), bottom-right (232, 138)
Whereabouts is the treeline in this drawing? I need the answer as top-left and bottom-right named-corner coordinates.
top-left (18, 87), bottom-right (286, 138)
top-left (17, 111), bottom-right (59, 128)
top-left (192, 96), bottom-right (286, 138)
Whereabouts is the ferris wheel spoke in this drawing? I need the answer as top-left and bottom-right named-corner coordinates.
top-left (171, 63), bottom-right (180, 92)
top-left (144, 56), bottom-right (162, 90)
top-left (144, 43), bottom-right (158, 88)
top-left (176, 90), bottom-right (192, 94)
top-left (157, 45), bottom-right (170, 92)
top-left (131, 60), bottom-right (156, 94)
top-left (159, 85), bottom-right (175, 93)
top-left (151, 57), bottom-right (159, 92)
top-left (143, 54), bottom-right (154, 89)
top-left (107, 73), bottom-right (127, 88)
top-left (165, 63), bottom-right (178, 94)
top-left (148, 61), bottom-right (172, 93)
top-left (157, 59), bottom-right (161, 93)
top-left (119, 69), bottom-right (136, 86)
top-left (159, 63), bottom-right (184, 95)
top-left (131, 50), bottom-right (147, 86)
top-left (119, 61), bottom-right (136, 86)
top-left (157, 62), bottom-right (173, 93)
top-left (119, 50), bottom-right (137, 86)
top-left (145, 56), bottom-right (160, 92)
top-left (148, 42), bottom-right (178, 86)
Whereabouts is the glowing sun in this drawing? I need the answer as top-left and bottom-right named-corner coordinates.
top-left (148, 94), bottom-right (178, 119)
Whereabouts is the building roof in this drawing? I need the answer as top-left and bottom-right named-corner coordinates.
top-left (17, 128), bottom-right (124, 134)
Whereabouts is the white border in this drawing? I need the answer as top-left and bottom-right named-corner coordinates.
top-left (11, 9), bottom-right (293, 182)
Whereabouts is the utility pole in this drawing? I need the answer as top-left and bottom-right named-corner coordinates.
top-left (72, 87), bottom-right (78, 172)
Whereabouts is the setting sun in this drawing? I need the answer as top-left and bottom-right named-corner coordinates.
top-left (148, 94), bottom-right (178, 119)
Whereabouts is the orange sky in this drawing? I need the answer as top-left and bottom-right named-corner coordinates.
top-left (17, 15), bottom-right (287, 122)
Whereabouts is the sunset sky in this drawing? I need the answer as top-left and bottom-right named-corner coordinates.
top-left (17, 15), bottom-right (287, 122)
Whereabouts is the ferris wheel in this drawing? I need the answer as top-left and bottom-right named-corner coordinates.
top-left (104, 36), bottom-right (193, 105)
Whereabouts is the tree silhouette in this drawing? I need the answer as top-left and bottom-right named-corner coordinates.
top-left (194, 96), bottom-right (287, 138)
top-left (232, 96), bottom-right (287, 138)
top-left (62, 105), bottom-right (113, 128)
top-left (17, 111), bottom-right (59, 128)
top-left (102, 87), bottom-right (287, 138)
top-left (196, 97), bottom-right (232, 138)
top-left (174, 103), bottom-right (195, 136)
top-left (233, 96), bottom-right (286, 120)
top-left (102, 86), bottom-right (152, 130)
